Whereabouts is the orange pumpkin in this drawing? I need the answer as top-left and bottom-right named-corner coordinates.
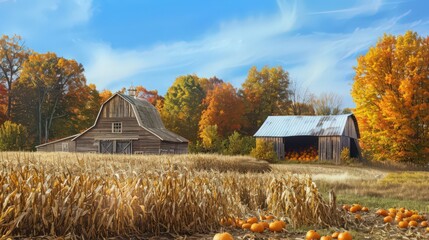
top-left (265, 215), bottom-right (275, 220)
top-left (213, 232), bottom-right (234, 240)
top-left (321, 236), bottom-right (333, 240)
top-left (398, 221), bottom-right (409, 228)
top-left (342, 205), bottom-right (350, 211)
top-left (338, 231), bottom-right (352, 240)
top-left (260, 221), bottom-right (269, 229)
top-left (408, 220), bottom-right (418, 227)
top-left (250, 223), bottom-right (264, 233)
top-left (383, 216), bottom-right (393, 223)
top-left (421, 221), bottom-right (428, 227)
top-left (247, 217), bottom-right (258, 224)
top-left (349, 206), bottom-right (359, 213)
top-left (331, 232), bottom-right (340, 238)
top-left (268, 221), bottom-right (284, 232)
top-left (242, 223), bottom-right (252, 229)
top-left (361, 207), bottom-right (369, 212)
top-left (376, 209), bottom-right (388, 216)
top-left (306, 230), bottom-right (321, 240)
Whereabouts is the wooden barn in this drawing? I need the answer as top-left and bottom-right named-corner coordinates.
top-left (36, 91), bottom-right (188, 154)
top-left (254, 114), bottom-right (361, 163)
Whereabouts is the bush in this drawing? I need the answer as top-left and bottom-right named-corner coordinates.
top-left (250, 139), bottom-right (277, 163)
top-left (0, 121), bottom-right (29, 151)
top-left (224, 131), bottom-right (255, 155)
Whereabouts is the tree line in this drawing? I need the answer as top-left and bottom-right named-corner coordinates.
top-left (1, 31), bottom-right (428, 164)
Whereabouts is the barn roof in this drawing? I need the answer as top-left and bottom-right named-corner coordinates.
top-left (254, 114), bottom-right (359, 138)
top-left (119, 94), bottom-right (188, 142)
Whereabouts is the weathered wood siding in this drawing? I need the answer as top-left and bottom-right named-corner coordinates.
top-left (160, 141), bottom-right (188, 154)
top-left (343, 117), bottom-right (358, 139)
top-left (37, 138), bottom-right (76, 152)
top-left (319, 136), bottom-right (341, 163)
top-left (76, 95), bottom-right (161, 153)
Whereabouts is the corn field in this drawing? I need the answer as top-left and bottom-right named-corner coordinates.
top-left (0, 152), bottom-right (343, 239)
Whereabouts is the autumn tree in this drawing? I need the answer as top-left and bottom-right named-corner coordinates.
top-left (199, 125), bottom-right (223, 152)
top-left (199, 82), bottom-right (244, 138)
top-left (161, 75), bottom-right (205, 143)
top-left (99, 89), bottom-right (113, 103)
top-left (135, 85), bottom-right (164, 107)
top-left (0, 35), bottom-right (30, 119)
top-left (14, 52), bottom-right (87, 144)
top-left (198, 76), bottom-right (223, 94)
top-left (310, 92), bottom-right (343, 115)
top-left (351, 31), bottom-right (429, 163)
top-left (240, 66), bottom-right (290, 134)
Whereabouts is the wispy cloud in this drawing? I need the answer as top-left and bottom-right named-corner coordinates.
top-left (310, 0), bottom-right (383, 18)
top-left (82, 0), bottom-right (427, 107)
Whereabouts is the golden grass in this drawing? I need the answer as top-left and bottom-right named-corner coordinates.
top-left (0, 152), bottom-right (341, 239)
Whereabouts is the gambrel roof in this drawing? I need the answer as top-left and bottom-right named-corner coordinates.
top-left (254, 114), bottom-right (360, 138)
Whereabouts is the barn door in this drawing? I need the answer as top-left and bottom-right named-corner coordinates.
top-left (100, 140), bottom-right (113, 153)
top-left (116, 141), bottom-right (132, 154)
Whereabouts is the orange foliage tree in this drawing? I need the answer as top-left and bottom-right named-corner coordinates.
top-left (352, 31), bottom-right (429, 163)
top-left (199, 82), bottom-right (244, 138)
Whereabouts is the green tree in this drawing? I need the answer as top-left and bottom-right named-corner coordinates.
top-left (352, 31), bottom-right (429, 163)
top-left (0, 35), bottom-right (30, 119)
top-left (0, 121), bottom-right (29, 151)
top-left (161, 75), bottom-right (205, 143)
top-left (240, 66), bottom-right (290, 134)
top-left (224, 131), bottom-right (255, 155)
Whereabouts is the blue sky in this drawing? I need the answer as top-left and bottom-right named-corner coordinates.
top-left (1, 0), bottom-right (428, 107)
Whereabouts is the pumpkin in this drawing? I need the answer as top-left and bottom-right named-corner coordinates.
top-left (331, 232), bottom-right (340, 238)
top-left (388, 208), bottom-right (397, 214)
top-left (361, 207), bottom-right (369, 212)
top-left (236, 220), bottom-right (246, 228)
top-left (408, 220), bottom-right (418, 227)
top-left (306, 230), bottom-right (321, 240)
top-left (241, 223), bottom-right (252, 229)
top-left (250, 223), bottom-right (264, 233)
top-left (338, 231), bottom-right (352, 240)
top-left (349, 206), bottom-right (359, 213)
top-left (398, 221), bottom-right (408, 228)
top-left (352, 204), bottom-right (362, 211)
top-left (321, 236), bottom-right (333, 240)
top-left (355, 214), bottom-right (362, 221)
top-left (342, 205), bottom-right (350, 211)
top-left (247, 217), bottom-right (258, 224)
top-left (265, 215), bottom-right (275, 220)
top-left (269, 221), bottom-right (284, 232)
top-left (213, 232), bottom-right (234, 240)
top-left (421, 221), bottom-right (428, 227)
top-left (383, 216), bottom-right (393, 223)
top-left (404, 211), bottom-right (413, 218)
top-left (260, 221), bottom-right (269, 229)
top-left (376, 209), bottom-right (388, 216)
top-left (411, 214), bottom-right (421, 221)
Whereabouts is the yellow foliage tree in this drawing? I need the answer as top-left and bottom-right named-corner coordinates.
top-left (352, 31), bottom-right (429, 163)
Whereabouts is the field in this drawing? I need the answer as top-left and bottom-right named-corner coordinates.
top-left (0, 152), bottom-right (428, 239)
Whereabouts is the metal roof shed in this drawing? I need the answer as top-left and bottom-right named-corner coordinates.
top-left (254, 114), bottom-right (361, 163)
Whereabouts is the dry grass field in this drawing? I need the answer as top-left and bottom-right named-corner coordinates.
top-left (0, 152), bottom-right (428, 239)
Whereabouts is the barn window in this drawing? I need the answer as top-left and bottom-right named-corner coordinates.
top-left (62, 143), bottom-right (69, 152)
top-left (112, 122), bottom-right (122, 133)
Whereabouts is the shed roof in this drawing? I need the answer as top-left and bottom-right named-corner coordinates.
top-left (254, 114), bottom-right (359, 138)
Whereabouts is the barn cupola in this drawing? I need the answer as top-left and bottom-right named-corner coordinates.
top-left (128, 86), bottom-right (137, 98)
